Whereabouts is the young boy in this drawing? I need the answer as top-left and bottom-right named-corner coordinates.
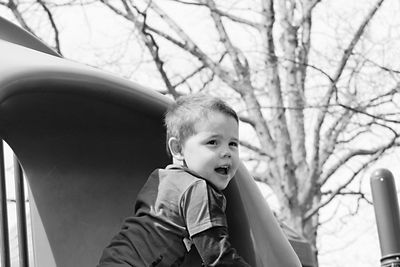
top-left (97, 94), bottom-right (250, 267)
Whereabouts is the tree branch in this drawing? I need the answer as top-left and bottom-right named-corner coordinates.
top-left (296, 0), bottom-right (321, 27)
top-left (172, 51), bottom-right (227, 89)
top-left (100, 0), bottom-right (181, 97)
top-left (319, 108), bottom-right (353, 168)
top-left (240, 139), bottom-right (273, 159)
top-left (338, 103), bottom-right (400, 124)
top-left (6, 0), bottom-right (36, 35)
top-left (166, 0), bottom-right (262, 28)
top-left (319, 133), bottom-right (399, 185)
top-left (310, 0), bottom-right (386, 188)
top-left (204, 0), bottom-right (250, 85)
top-left (260, 0), bottom-right (298, 204)
top-left (36, 0), bottom-right (62, 55)
top-left (304, 145), bottom-right (389, 221)
top-left (141, 0), bottom-right (240, 90)
top-left (321, 190), bottom-right (373, 205)
top-left (358, 53), bottom-right (400, 74)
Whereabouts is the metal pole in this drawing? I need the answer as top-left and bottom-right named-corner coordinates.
top-left (14, 155), bottom-right (29, 267)
top-left (0, 141), bottom-right (10, 267)
top-left (370, 168), bottom-right (400, 267)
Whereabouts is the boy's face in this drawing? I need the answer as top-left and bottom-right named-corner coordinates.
top-left (180, 111), bottom-right (239, 190)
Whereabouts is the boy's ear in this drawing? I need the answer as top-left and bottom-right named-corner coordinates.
top-left (168, 137), bottom-right (184, 161)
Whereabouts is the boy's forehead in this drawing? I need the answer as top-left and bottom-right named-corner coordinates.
top-left (193, 111), bottom-right (238, 130)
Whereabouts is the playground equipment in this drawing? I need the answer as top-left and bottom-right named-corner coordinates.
top-left (371, 169), bottom-right (400, 267)
top-left (0, 17), bottom-right (314, 267)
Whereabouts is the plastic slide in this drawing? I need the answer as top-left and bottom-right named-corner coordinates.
top-left (0, 17), bottom-right (302, 267)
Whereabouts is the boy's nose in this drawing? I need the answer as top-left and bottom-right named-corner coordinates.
top-left (220, 149), bottom-right (231, 158)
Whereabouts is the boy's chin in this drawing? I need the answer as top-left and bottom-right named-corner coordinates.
top-left (214, 179), bottom-right (232, 191)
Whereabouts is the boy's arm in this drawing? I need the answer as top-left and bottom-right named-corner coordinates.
top-left (181, 180), bottom-right (250, 266)
top-left (191, 226), bottom-right (251, 267)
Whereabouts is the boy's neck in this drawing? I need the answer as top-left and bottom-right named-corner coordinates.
top-left (172, 157), bottom-right (184, 166)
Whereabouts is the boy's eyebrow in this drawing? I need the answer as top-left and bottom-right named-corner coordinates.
top-left (205, 133), bottom-right (239, 141)
top-left (230, 137), bottom-right (239, 144)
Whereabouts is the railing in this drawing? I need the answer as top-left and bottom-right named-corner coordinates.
top-left (0, 141), bottom-right (30, 267)
top-left (371, 169), bottom-right (400, 267)
top-left (0, 141), bottom-right (10, 267)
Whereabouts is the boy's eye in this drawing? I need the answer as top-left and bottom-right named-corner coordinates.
top-left (207, 140), bottom-right (217, 145)
top-left (230, 142), bottom-right (238, 147)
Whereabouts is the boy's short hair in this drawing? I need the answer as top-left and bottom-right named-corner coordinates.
top-left (164, 93), bottom-right (238, 155)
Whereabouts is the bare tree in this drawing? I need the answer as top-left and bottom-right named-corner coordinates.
top-left (94, 0), bottom-right (399, 262)
top-left (2, 0), bottom-right (400, 265)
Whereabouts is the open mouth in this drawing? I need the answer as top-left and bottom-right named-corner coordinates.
top-left (215, 166), bottom-right (229, 175)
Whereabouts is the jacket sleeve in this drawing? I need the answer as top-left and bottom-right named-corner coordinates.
top-left (191, 226), bottom-right (251, 267)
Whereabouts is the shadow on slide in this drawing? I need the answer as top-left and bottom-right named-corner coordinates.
top-left (0, 17), bottom-right (303, 267)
